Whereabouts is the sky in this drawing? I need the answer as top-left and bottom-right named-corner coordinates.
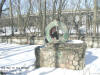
top-left (1, 0), bottom-right (99, 16)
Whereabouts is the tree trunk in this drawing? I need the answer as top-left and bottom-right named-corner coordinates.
top-left (24, 0), bottom-right (32, 34)
top-left (52, 0), bottom-right (56, 20)
top-left (0, 0), bottom-right (6, 18)
top-left (58, 0), bottom-right (62, 21)
top-left (17, 0), bottom-right (24, 34)
top-left (9, 0), bottom-right (14, 36)
top-left (43, 0), bottom-right (46, 35)
top-left (38, 0), bottom-right (42, 36)
top-left (93, 0), bottom-right (97, 36)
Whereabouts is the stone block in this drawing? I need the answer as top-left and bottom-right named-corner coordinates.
top-left (35, 41), bottom-right (87, 70)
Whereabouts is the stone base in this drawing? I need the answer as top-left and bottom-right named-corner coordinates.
top-left (35, 41), bottom-right (87, 70)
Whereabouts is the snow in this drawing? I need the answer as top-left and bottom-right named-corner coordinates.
top-left (79, 25), bottom-right (86, 34)
top-left (0, 43), bottom-right (100, 75)
top-left (0, 26), bottom-right (20, 36)
top-left (0, 25), bottom-right (99, 37)
top-left (67, 40), bottom-right (83, 44)
top-left (0, 26), bottom-right (41, 36)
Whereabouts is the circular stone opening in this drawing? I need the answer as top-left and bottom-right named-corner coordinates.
top-left (45, 20), bottom-right (69, 43)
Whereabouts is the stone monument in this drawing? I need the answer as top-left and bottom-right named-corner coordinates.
top-left (35, 20), bottom-right (87, 70)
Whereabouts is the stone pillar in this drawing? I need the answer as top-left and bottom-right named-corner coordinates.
top-left (35, 41), bottom-right (87, 70)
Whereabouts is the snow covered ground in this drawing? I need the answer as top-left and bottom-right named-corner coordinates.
top-left (0, 26), bottom-right (41, 36)
top-left (0, 43), bottom-right (100, 75)
top-left (0, 25), bottom-right (100, 36)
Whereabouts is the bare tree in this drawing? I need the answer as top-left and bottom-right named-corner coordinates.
top-left (17, 0), bottom-right (24, 34)
top-left (9, 0), bottom-right (14, 36)
top-left (0, 0), bottom-right (6, 17)
top-left (52, 0), bottom-right (57, 20)
top-left (93, 0), bottom-right (97, 36)
top-left (43, 0), bottom-right (46, 35)
top-left (57, 0), bottom-right (62, 21)
top-left (37, 0), bottom-right (43, 36)
top-left (24, 0), bottom-right (32, 34)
